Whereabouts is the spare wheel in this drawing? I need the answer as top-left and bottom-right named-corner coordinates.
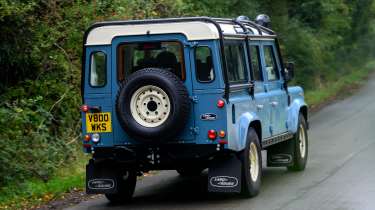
top-left (116, 68), bottom-right (190, 142)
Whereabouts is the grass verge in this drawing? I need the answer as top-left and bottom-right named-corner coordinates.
top-left (0, 62), bottom-right (374, 210)
top-left (305, 61), bottom-right (375, 110)
top-left (0, 155), bottom-right (87, 210)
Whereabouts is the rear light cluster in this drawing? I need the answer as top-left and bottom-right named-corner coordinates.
top-left (217, 99), bottom-right (225, 108)
top-left (84, 134), bottom-right (100, 143)
top-left (218, 130), bottom-right (226, 138)
top-left (208, 130), bottom-right (217, 140)
top-left (81, 105), bottom-right (89, 112)
top-left (83, 133), bottom-right (100, 149)
top-left (207, 129), bottom-right (227, 145)
top-left (206, 99), bottom-right (227, 143)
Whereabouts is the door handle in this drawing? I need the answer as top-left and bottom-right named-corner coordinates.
top-left (270, 101), bottom-right (278, 107)
top-left (256, 104), bottom-right (264, 110)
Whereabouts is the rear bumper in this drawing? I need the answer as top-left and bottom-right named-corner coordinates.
top-left (91, 144), bottom-right (226, 171)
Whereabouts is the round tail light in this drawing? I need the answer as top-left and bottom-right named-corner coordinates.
top-left (218, 130), bottom-right (226, 138)
top-left (208, 129), bottom-right (217, 140)
top-left (217, 100), bottom-right (225, 108)
top-left (81, 105), bottom-right (89, 112)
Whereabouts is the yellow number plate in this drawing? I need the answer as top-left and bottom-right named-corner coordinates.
top-left (86, 112), bottom-right (112, 133)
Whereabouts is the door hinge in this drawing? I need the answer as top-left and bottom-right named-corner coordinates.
top-left (190, 96), bottom-right (198, 103)
top-left (190, 127), bottom-right (199, 135)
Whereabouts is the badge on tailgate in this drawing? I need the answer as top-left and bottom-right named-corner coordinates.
top-left (86, 112), bottom-right (112, 133)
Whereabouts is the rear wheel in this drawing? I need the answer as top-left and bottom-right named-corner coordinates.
top-left (105, 171), bottom-right (137, 203)
top-left (240, 128), bottom-right (262, 197)
top-left (287, 113), bottom-right (308, 171)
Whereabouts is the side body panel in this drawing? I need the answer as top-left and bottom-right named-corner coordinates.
top-left (190, 40), bottom-right (228, 145)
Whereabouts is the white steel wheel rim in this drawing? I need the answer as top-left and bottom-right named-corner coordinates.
top-left (130, 85), bottom-right (171, 128)
top-left (249, 142), bottom-right (259, 182)
top-left (299, 124), bottom-right (307, 158)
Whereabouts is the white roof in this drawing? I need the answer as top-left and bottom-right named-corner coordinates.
top-left (85, 18), bottom-right (274, 46)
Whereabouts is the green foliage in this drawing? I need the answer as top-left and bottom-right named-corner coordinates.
top-left (305, 61), bottom-right (375, 107)
top-left (0, 0), bottom-right (375, 190)
top-left (0, 78), bottom-right (81, 185)
top-left (0, 157), bottom-right (86, 209)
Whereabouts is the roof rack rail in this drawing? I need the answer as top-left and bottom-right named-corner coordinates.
top-left (211, 17), bottom-right (275, 35)
top-left (241, 20), bottom-right (275, 35)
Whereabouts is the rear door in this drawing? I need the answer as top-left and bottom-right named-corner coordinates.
top-left (223, 39), bottom-right (253, 147)
top-left (248, 41), bottom-right (272, 139)
top-left (111, 34), bottom-right (196, 144)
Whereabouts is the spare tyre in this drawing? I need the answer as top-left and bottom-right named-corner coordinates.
top-left (116, 68), bottom-right (190, 142)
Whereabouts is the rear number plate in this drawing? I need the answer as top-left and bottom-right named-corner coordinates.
top-left (86, 112), bottom-right (112, 133)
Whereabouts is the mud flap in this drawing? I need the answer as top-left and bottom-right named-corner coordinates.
top-left (208, 154), bottom-right (242, 193)
top-left (267, 138), bottom-right (295, 167)
top-left (86, 159), bottom-right (119, 194)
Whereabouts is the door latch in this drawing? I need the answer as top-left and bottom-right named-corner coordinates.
top-left (190, 96), bottom-right (198, 103)
top-left (270, 101), bottom-right (279, 107)
top-left (190, 127), bottom-right (199, 135)
top-left (256, 104), bottom-right (264, 110)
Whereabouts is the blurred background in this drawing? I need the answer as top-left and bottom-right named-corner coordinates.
top-left (1, 0), bottom-right (375, 208)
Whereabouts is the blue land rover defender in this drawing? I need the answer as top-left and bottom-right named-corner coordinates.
top-left (81, 15), bottom-right (308, 202)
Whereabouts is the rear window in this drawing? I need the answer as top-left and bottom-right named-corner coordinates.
top-left (117, 41), bottom-right (185, 81)
top-left (90, 51), bottom-right (106, 87)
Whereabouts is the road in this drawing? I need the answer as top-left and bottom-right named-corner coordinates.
top-left (66, 74), bottom-right (375, 210)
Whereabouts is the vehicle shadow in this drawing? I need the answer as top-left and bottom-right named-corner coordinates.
top-left (103, 167), bottom-right (292, 209)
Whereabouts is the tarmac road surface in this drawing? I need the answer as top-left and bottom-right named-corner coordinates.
top-left (66, 74), bottom-right (375, 210)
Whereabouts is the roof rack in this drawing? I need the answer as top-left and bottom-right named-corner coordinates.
top-left (211, 17), bottom-right (275, 36)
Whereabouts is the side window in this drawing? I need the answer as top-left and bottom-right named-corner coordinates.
top-left (224, 41), bottom-right (248, 84)
top-left (195, 46), bottom-right (214, 82)
top-left (263, 45), bottom-right (279, 81)
top-left (250, 45), bottom-right (262, 81)
top-left (90, 52), bottom-right (106, 87)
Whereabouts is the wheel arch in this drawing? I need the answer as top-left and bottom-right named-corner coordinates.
top-left (288, 98), bottom-right (308, 133)
top-left (228, 112), bottom-right (261, 152)
top-left (249, 120), bottom-right (262, 147)
top-left (299, 105), bottom-right (309, 121)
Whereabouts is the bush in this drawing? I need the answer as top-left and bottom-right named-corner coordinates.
top-left (0, 78), bottom-right (80, 185)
